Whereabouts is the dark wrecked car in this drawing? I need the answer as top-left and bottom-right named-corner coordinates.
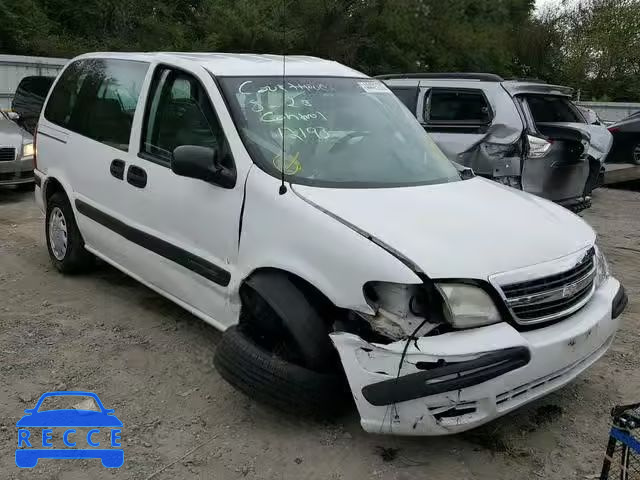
top-left (11, 75), bottom-right (56, 135)
top-left (607, 112), bottom-right (640, 165)
top-left (380, 73), bottom-right (613, 212)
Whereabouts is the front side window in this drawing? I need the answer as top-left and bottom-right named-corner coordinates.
top-left (425, 88), bottom-right (492, 124)
top-left (45, 58), bottom-right (148, 151)
top-left (218, 76), bottom-right (459, 188)
top-left (524, 95), bottom-right (585, 123)
top-left (141, 67), bottom-right (221, 164)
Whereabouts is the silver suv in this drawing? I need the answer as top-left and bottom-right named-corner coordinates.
top-left (380, 73), bottom-right (612, 211)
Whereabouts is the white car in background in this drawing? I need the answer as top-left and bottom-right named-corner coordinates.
top-left (34, 52), bottom-right (627, 436)
top-left (0, 111), bottom-right (35, 189)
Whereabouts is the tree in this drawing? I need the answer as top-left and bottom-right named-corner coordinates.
top-left (1, 0), bottom-right (639, 100)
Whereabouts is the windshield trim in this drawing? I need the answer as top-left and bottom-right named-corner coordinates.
top-left (213, 73), bottom-right (460, 189)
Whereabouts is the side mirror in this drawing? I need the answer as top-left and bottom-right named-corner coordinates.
top-left (171, 145), bottom-right (235, 188)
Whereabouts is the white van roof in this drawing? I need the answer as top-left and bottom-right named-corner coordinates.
top-left (72, 52), bottom-right (368, 78)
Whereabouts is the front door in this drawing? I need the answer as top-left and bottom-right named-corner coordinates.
top-left (117, 63), bottom-right (246, 329)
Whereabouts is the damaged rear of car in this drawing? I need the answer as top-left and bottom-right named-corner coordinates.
top-left (380, 74), bottom-right (612, 212)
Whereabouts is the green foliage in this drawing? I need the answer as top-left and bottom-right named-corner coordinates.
top-left (0, 0), bottom-right (638, 100)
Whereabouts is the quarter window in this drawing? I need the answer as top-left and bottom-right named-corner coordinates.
top-left (425, 88), bottom-right (492, 124)
top-left (44, 58), bottom-right (148, 151)
top-left (141, 67), bottom-right (221, 164)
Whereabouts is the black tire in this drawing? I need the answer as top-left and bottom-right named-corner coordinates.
top-left (45, 192), bottom-right (94, 274)
top-left (631, 143), bottom-right (640, 165)
top-left (214, 325), bottom-right (349, 416)
top-left (16, 182), bottom-right (35, 192)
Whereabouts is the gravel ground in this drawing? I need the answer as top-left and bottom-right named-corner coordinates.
top-left (0, 186), bottom-right (638, 480)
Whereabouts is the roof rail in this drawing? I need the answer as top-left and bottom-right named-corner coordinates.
top-left (505, 77), bottom-right (548, 84)
top-left (375, 72), bottom-right (504, 82)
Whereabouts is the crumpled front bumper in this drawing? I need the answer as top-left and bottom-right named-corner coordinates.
top-left (331, 277), bottom-right (625, 436)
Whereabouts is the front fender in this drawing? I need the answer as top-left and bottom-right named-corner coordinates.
top-left (234, 169), bottom-right (421, 312)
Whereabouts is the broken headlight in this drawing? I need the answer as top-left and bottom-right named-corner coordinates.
top-left (362, 282), bottom-right (437, 339)
top-left (436, 283), bottom-right (501, 329)
top-left (594, 244), bottom-right (610, 290)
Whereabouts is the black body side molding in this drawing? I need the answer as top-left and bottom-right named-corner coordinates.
top-left (74, 199), bottom-right (230, 287)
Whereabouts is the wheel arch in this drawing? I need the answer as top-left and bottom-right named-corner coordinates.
top-left (237, 267), bottom-right (342, 371)
top-left (43, 175), bottom-right (71, 208)
top-left (239, 266), bottom-right (338, 324)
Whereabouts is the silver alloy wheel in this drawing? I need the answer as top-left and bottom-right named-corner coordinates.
top-left (633, 144), bottom-right (640, 164)
top-left (49, 207), bottom-right (68, 260)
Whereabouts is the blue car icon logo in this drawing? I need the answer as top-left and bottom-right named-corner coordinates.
top-left (16, 391), bottom-right (123, 468)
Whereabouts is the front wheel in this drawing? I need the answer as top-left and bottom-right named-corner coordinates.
top-left (45, 192), bottom-right (95, 273)
top-left (214, 325), bottom-right (349, 417)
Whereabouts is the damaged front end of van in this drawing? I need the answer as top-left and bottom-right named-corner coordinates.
top-left (328, 247), bottom-right (626, 436)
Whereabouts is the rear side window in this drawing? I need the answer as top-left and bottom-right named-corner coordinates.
top-left (524, 95), bottom-right (584, 123)
top-left (140, 67), bottom-right (222, 164)
top-left (425, 88), bottom-right (492, 124)
top-left (45, 59), bottom-right (148, 151)
top-left (388, 86), bottom-right (419, 114)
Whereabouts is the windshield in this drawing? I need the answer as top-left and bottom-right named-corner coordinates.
top-left (218, 76), bottom-right (460, 188)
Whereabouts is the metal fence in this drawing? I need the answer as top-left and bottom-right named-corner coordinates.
top-left (576, 101), bottom-right (640, 124)
top-left (0, 54), bottom-right (67, 110)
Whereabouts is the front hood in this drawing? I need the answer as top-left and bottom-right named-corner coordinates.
top-left (293, 177), bottom-right (595, 279)
top-left (539, 122), bottom-right (613, 160)
top-left (0, 119), bottom-right (29, 149)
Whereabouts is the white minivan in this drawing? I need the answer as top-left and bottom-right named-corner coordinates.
top-left (34, 53), bottom-right (627, 436)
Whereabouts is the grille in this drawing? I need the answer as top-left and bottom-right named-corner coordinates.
top-left (0, 147), bottom-right (16, 162)
top-left (500, 248), bottom-right (596, 324)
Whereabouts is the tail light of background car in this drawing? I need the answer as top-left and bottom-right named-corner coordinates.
top-left (527, 135), bottom-right (553, 158)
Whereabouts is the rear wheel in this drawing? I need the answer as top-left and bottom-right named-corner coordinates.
top-left (45, 192), bottom-right (95, 273)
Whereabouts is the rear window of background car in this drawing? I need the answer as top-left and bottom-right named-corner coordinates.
top-left (425, 88), bottom-right (492, 124)
top-left (524, 95), bottom-right (584, 124)
top-left (44, 59), bottom-right (149, 151)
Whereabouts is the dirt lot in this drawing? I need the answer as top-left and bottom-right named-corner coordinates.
top-left (0, 186), bottom-right (638, 480)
